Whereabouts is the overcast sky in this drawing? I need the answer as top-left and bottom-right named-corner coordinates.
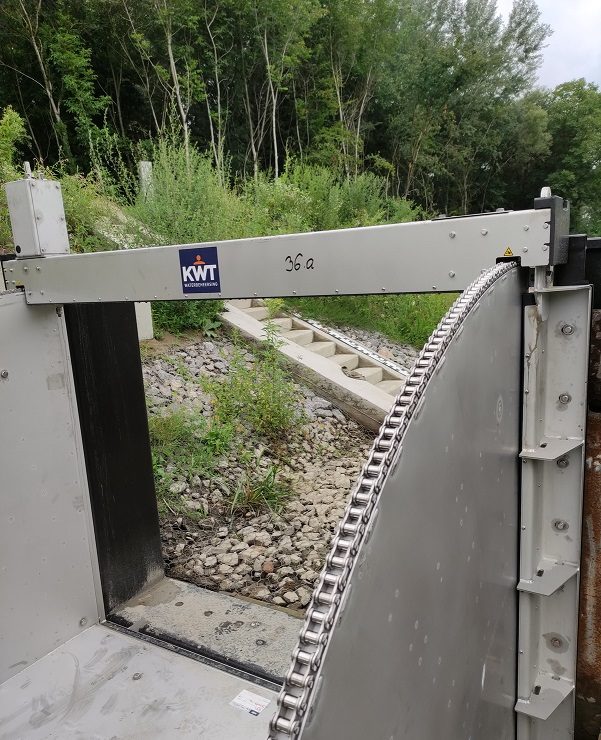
top-left (496, 0), bottom-right (601, 88)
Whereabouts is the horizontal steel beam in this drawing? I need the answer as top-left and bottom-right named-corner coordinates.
top-left (4, 209), bottom-right (552, 304)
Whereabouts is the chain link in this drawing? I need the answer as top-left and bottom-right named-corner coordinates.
top-left (268, 262), bottom-right (517, 739)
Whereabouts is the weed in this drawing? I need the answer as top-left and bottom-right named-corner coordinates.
top-left (265, 298), bottom-right (285, 318)
top-left (222, 456), bottom-right (290, 515)
top-left (152, 300), bottom-right (223, 337)
top-left (288, 293), bottom-right (456, 349)
top-left (205, 326), bottom-right (303, 440)
top-left (148, 407), bottom-right (233, 518)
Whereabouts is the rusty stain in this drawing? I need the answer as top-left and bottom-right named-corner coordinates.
top-left (576, 310), bottom-right (601, 739)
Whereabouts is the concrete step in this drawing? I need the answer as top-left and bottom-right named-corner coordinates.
top-left (284, 329), bottom-right (314, 346)
top-left (268, 317), bottom-right (293, 331)
top-left (351, 366), bottom-right (383, 385)
top-left (305, 341), bottom-right (337, 357)
top-left (377, 379), bottom-right (404, 396)
top-left (228, 299), bottom-right (253, 309)
top-left (330, 353), bottom-right (359, 371)
top-left (244, 306), bottom-right (270, 320)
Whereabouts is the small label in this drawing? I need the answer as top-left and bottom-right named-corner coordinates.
top-left (503, 247), bottom-right (513, 257)
top-left (179, 246), bottom-right (221, 294)
top-left (230, 689), bottom-right (271, 716)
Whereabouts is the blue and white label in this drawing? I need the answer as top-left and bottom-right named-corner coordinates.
top-left (179, 246), bottom-right (221, 293)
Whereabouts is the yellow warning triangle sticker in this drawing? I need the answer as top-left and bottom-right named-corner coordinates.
top-left (503, 247), bottom-right (513, 257)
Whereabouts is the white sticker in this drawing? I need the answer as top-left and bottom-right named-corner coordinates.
top-left (230, 689), bottom-right (271, 716)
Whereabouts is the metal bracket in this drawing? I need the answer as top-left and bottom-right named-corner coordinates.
top-left (516, 280), bottom-right (591, 738)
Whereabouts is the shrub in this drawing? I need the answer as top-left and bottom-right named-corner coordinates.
top-left (205, 325), bottom-right (303, 440)
top-left (152, 300), bottom-right (223, 337)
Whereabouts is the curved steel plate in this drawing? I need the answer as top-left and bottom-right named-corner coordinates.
top-left (301, 268), bottom-right (523, 740)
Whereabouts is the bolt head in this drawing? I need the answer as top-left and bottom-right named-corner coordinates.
top-left (561, 324), bottom-right (574, 335)
top-left (449, 271), bottom-right (456, 278)
top-left (550, 637), bottom-right (562, 649)
top-left (0, 370), bottom-right (8, 379)
top-left (552, 519), bottom-right (569, 532)
top-left (558, 393), bottom-right (571, 404)
top-left (79, 617), bottom-right (88, 627)
top-left (481, 229), bottom-right (488, 236)
top-left (556, 457), bottom-right (569, 469)
top-left (449, 231), bottom-right (456, 239)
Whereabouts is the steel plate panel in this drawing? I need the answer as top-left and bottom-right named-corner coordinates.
top-left (0, 293), bottom-right (101, 683)
top-left (300, 268), bottom-right (522, 740)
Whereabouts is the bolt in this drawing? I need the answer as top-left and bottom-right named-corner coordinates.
top-left (559, 392), bottom-right (571, 404)
top-left (523, 225), bottom-right (530, 231)
top-left (543, 222), bottom-right (550, 230)
top-left (449, 231), bottom-right (456, 239)
top-left (132, 672), bottom-right (142, 680)
top-left (523, 247), bottom-right (529, 253)
top-left (557, 457), bottom-right (569, 469)
top-left (481, 229), bottom-right (488, 236)
top-left (0, 370), bottom-right (8, 379)
top-left (256, 639), bottom-right (267, 646)
top-left (23, 266), bottom-right (28, 272)
top-left (542, 245), bottom-right (548, 251)
top-left (553, 519), bottom-right (569, 532)
top-left (79, 617), bottom-right (88, 627)
top-left (449, 271), bottom-right (456, 278)
top-left (550, 637), bottom-right (563, 649)
top-left (561, 324), bottom-right (574, 335)
top-left (36, 266), bottom-right (41, 271)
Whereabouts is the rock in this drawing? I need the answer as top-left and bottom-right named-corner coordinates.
top-left (174, 543), bottom-right (185, 554)
top-left (261, 559), bottom-right (275, 574)
top-left (169, 481), bottom-right (187, 494)
top-left (241, 546), bottom-right (266, 563)
top-left (283, 591), bottom-right (299, 604)
top-left (203, 555), bottom-right (217, 568)
top-left (218, 564), bottom-right (233, 575)
top-left (297, 587), bottom-right (312, 607)
top-left (218, 552), bottom-right (239, 566)
top-left (273, 597), bottom-right (286, 606)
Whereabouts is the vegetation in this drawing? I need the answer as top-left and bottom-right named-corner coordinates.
top-left (148, 407), bottom-right (233, 517)
top-left (291, 293), bottom-right (457, 348)
top-left (205, 325), bottom-right (304, 440)
top-left (0, 0), bottom-right (599, 230)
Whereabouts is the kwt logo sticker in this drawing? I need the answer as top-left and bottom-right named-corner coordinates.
top-left (179, 246), bottom-right (221, 294)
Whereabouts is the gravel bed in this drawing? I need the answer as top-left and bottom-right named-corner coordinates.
top-left (143, 334), bottom-right (374, 608)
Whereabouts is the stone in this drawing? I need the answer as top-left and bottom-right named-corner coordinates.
top-left (218, 552), bottom-right (239, 566)
top-left (203, 555), bottom-right (217, 568)
top-left (262, 559), bottom-right (277, 574)
top-left (169, 481), bottom-right (187, 494)
top-left (272, 597), bottom-right (286, 606)
top-left (283, 591), bottom-right (299, 604)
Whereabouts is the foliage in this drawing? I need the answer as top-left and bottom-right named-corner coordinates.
top-left (148, 407), bottom-right (233, 517)
top-left (221, 455), bottom-right (290, 514)
top-left (205, 326), bottom-right (303, 439)
top-left (290, 293), bottom-right (457, 348)
top-left (152, 301), bottom-right (223, 338)
top-left (0, 0), bottom-right (582, 220)
top-left (0, 106), bottom-right (28, 249)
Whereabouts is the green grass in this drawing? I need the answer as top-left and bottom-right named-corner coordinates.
top-left (203, 325), bottom-right (304, 440)
top-left (288, 293), bottom-right (457, 349)
top-left (148, 408), bottom-right (233, 518)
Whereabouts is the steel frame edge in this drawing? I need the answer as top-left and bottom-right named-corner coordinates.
top-left (515, 275), bottom-right (591, 738)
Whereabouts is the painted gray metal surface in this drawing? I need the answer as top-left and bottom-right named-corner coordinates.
top-left (115, 577), bottom-right (302, 680)
top-left (0, 292), bottom-right (101, 685)
top-left (516, 284), bottom-right (591, 738)
top-left (4, 209), bottom-right (551, 304)
top-left (299, 268), bottom-right (523, 740)
top-left (5, 178), bottom-right (69, 257)
top-left (0, 624), bottom-right (277, 739)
